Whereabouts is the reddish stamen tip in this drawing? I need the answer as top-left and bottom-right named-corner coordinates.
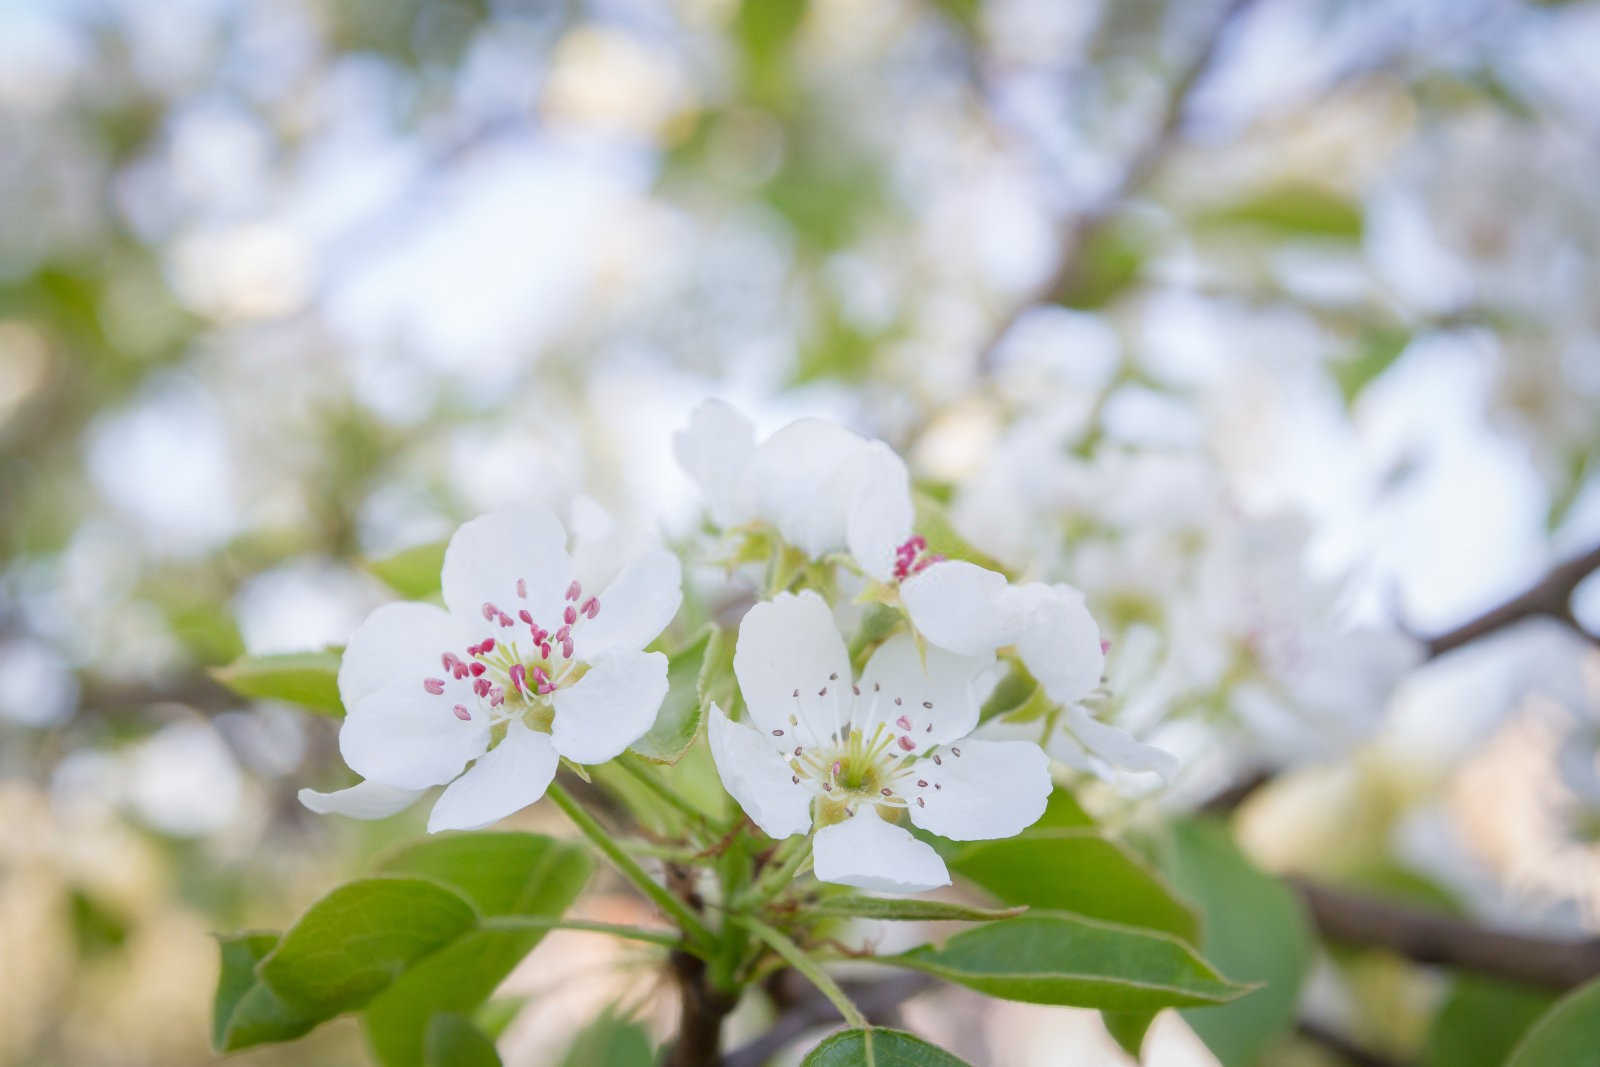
top-left (581, 597), bottom-right (599, 618)
top-left (560, 638), bottom-right (574, 659)
top-left (516, 578), bottom-right (527, 598)
top-left (473, 677), bottom-right (492, 697)
top-left (509, 663), bottom-right (527, 695)
top-left (423, 677), bottom-right (445, 695)
top-left (469, 662), bottom-right (486, 676)
top-left (453, 704), bottom-right (472, 721)
top-left (565, 580), bottom-right (581, 601)
top-left (519, 609), bottom-right (534, 624)
top-left (478, 638), bottom-right (495, 654)
top-left (554, 624), bottom-right (571, 644)
top-left (1100, 639), bottom-right (1111, 655)
top-left (481, 602), bottom-right (498, 621)
top-left (895, 715), bottom-right (913, 731)
top-left (897, 735), bottom-right (915, 751)
top-left (563, 604), bottom-right (577, 625)
top-left (540, 642), bottom-right (552, 659)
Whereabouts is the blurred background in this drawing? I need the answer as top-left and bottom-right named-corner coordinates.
top-left (2, 0), bottom-right (1599, 1063)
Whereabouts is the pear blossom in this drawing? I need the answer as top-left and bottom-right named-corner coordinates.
top-left (299, 503), bottom-right (681, 832)
top-left (708, 590), bottom-right (1051, 892)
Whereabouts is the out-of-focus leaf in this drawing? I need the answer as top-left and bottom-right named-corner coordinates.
top-left (1505, 976), bottom-right (1600, 1066)
top-left (977, 663), bottom-right (1038, 723)
top-left (558, 1009), bottom-right (654, 1067)
top-left (802, 1027), bottom-right (973, 1066)
top-left (211, 650), bottom-right (344, 716)
top-left (1333, 327), bottom-right (1411, 407)
top-left (367, 540), bottom-right (446, 599)
top-left (698, 623), bottom-right (741, 719)
top-left (212, 932), bottom-right (317, 1052)
top-left (927, 0), bottom-right (982, 33)
top-left (1422, 976), bottom-right (1556, 1067)
top-left (1053, 222), bottom-right (1146, 310)
top-left (950, 829), bottom-right (1199, 943)
top-left (733, 0), bottom-right (808, 66)
top-left (884, 913), bottom-right (1250, 1011)
top-left (257, 877), bottom-right (480, 1015)
top-left (806, 896), bottom-right (1025, 922)
top-left (1035, 786), bottom-right (1095, 830)
top-left (1200, 182), bottom-right (1364, 240)
top-left (1154, 818), bottom-right (1314, 1067)
top-left (912, 491), bottom-right (1011, 575)
top-left (423, 1013), bottom-right (501, 1067)
top-left (632, 625), bottom-right (712, 763)
top-left (1102, 1010), bottom-right (1156, 1059)
top-left (1548, 449), bottom-right (1593, 533)
top-left (363, 834), bottom-right (592, 1067)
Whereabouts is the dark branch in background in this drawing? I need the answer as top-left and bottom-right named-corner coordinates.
top-left (722, 973), bottom-right (938, 1067)
top-left (1423, 542), bottom-right (1600, 659)
top-left (974, 0), bottom-right (1262, 375)
top-left (1295, 1020), bottom-right (1403, 1067)
top-left (1292, 877), bottom-right (1600, 991)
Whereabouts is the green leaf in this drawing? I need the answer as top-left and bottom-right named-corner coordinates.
top-left (632, 625), bottom-right (712, 763)
top-left (257, 877), bottom-right (480, 1015)
top-left (1155, 819), bottom-right (1314, 1067)
top-left (559, 1009), bottom-right (654, 1067)
top-left (805, 897), bottom-right (1026, 923)
top-left (424, 1013), bottom-right (502, 1067)
top-left (1200, 182), bottom-right (1364, 240)
top-left (1053, 221), bottom-right (1147, 310)
top-left (1333, 326), bottom-right (1410, 407)
top-left (1505, 976), bottom-right (1600, 1067)
top-left (367, 541), bottom-right (446, 599)
top-left (802, 1027), bottom-right (973, 1066)
top-left (698, 622), bottom-right (741, 719)
top-left (211, 649), bottom-right (344, 716)
top-left (949, 829), bottom-right (1200, 944)
top-left (883, 913), bottom-right (1250, 1012)
top-left (1035, 787), bottom-right (1095, 830)
top-left (1422, 976), bottom-right (1556, 1067)
top-left (363, 834), bottom-right (592, 1067)
top-left (212, 932), bottom-right (318, 1052)
top-left (912, 491), bottom-right (1011, 576)
top-left (977, 662), bottom-right (1039, 724)
top-left (1101, 1010), bottom-right (1156, 1059)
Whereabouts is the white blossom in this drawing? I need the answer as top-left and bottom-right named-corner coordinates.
top-left (708, 590), bottom-right (1051, 892)
top-left (300, 503), bottom-right (680, 832)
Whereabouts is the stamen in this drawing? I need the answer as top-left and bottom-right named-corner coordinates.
top-left (423, 678), bottom-right (445, 695)
top-left (482, 602), bottom-right (498, 621)
top-left (516, 578), bottom-right (527, 598)
top-left (561, 638), bottom-right (574, 659)
top-left (581, 596), bottom-right (599, 619)
top-left (563, 604), bottom-right (577, 625)
top-left (896, 715), bottom-right (913, 731)
top-left (566, 580), bottom-right (581, 601)
top-left (897, 735), bottom-right (915, 751)
top-left (772, 729), bottom-right (784, 737)
top-left (509, 663), bottom-right (527, 696)
top-left (519, 609), bottom-right (534, 625)
top-left (470, 662), bottom-right (486, 677)
top-left (453, 704), bottom-right (472, 721)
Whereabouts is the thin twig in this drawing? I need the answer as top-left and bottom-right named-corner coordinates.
top-left (722, 974), bottom-right (938, 1067)
top-left (1423, 542), bottom-right (1600, 658)
top-left (1295, 1019), bottom-right (1403, 1067)
top-left (1292, 877), bottom-right (1600, 991)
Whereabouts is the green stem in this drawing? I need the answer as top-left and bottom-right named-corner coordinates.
top-left (737, 836), bottom-right (813, 908)
top-left (548, 784), bottom-right (717, 953)
top-left (615, 755), bottom-right (715, 836)
top-left (482, 916), bottom-right (684, 949)
top-left (737, 915), bottom-right (867, 1028)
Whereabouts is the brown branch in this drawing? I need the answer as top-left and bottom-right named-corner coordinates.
top-left (1424, 542), bottom-right (1600, 659)
top-left (666, 949), bottom-right (740, 1067)
top-left (975, 0), bottom-right (1261, 375)
top-left (722, 973), bottom-right (938, 1067)
top-left (1295, 1020), bottom-right (1403, 1067)
top-left (1292, 877), bottom-right (1600, 991)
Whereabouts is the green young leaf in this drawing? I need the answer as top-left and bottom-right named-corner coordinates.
top-left (1034, 787), bottom-right (1096, 830)
top-left (1422, 976), bottom-right (1556, 1067)
top-left (632, 625), bottom-right (712, 763)
top-left (805, 896), bottom-right (1026, 923)
top-left (367, 541), bottom-right (447, 599)
top-left (423, 1013), bottom-right (502, 1067)
top-left (912, 491), bottom-right (1011, 575)
top-left (212, 932), bottom-right (318, 1052)
top-left (1101, 1010), bottom-right (1156, 1059)
top-left (211, 649), bottom-right (344, 716)
top-left (949, 829), bottom-right (1199, 944)
top-left (1052, 221), bottom-right (1147, 310)
top-left (1199, 182), bottom-right (1364, 240)
top-left (1155, 819), bottom-right (1314, 1067)
top-left (976, 662), bottom-right (1039, 724)
top-left (1505, 976), bottom-right (1600, 1067)
top-left (698, 622), bottom-right (742, 719)
top-left (1333, 326), bottom-right (1411, 407)
top-left (257, 877), bottom-right (480, 1015)
top-left (363, 834), bottom-right (593, 1067)
top-left (883, 913), bottom-right (1251, 1012)
top-left (559, 1009), bottom-right (655, 1067)
top-left (802, 1027), bottom-right (973, 1066)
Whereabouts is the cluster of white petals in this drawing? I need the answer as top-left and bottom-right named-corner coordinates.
top-left (300, 503), bottom-right (680, 832)
top-left (710, 591), bottom-right (1050, 892)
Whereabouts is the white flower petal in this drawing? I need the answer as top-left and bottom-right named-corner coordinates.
top-left (743, 418), bottom-right (866, 558)
top-left (1009, 582), bottom-right (1104, 706)
top-left (1063, 705), bottom-right (1177, 780)
top-left (900, 561), bottom-right (1018, 656)
top-left (551, 648), bottom-right (668, 764)
top-left (297, 780), bottom-right (423, 820)
top-left (338, 602), bottom-right (469, 708)
top-left (908, 739), bottom-right (1051, 841)
top-left (572, 547), bottom-right (682, 660)
top-left (340, 677), bottom-right (491, 790)
top-left (813, 808), bottom-right (950, 892)
top-left (732, 590), bottom-right (853, 740)
top-left (426, 720), bottom-right (559, 832)
top-left (856, 633), bottom-right (990, 751)
top-left (441, 503), bottom-right (571, 634)
top-left (845, 441), bottom-right (913, 582)
top-left (708, 703), bottom-right (812, 839)
top-left (674, 398), bottom-right (756, 527)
